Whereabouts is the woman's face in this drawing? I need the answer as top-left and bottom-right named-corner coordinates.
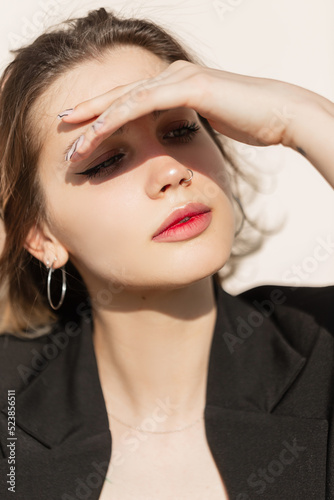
top-left (34, 46), bottom-right (235, 298)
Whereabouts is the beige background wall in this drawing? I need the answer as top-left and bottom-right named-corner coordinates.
top-left (1, 0), bottom-right (333, 293)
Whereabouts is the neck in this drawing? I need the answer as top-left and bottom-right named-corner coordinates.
top-left (91, 276), bottom-right (217, 426)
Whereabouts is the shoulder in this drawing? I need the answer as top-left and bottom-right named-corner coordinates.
top-left (0, 314), bottom-right (83, 409)
top-left (0, 333), bottom-right (46, 412)
top-left (0, 331), bottom-right (51, 374)
top-left (238, 283), bottom-right (333, 333)
top-left (212, 282), bottom-right (334, 418)
top-left (214, 279), bottom-right (334, 362)
top-left (235, 284), bottom-right (334, 359)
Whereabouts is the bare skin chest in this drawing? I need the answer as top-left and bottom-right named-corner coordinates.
top-left (99, 419), bottom-right (229, 499)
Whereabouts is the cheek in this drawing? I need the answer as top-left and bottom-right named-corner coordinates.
top-left (44, 177), bottom-right (140, 266)
top-left (190, 141), bottom-right (235, 244)
top-left (191, 139), bottom-right (232, 204)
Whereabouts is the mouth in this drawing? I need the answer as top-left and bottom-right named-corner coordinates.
top-left (152, 203), bottom-right (212, 242)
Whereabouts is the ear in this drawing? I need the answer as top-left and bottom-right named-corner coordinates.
top-left (24, 221), bottom-right (69, 269)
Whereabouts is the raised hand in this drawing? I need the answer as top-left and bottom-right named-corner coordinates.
top-left (59, 60), bottom-right (334, 187)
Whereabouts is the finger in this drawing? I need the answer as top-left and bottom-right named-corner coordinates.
top-left (58, 60), bottom-right (195, 123)
top-left (70, 81), bottom-right (195, 161)
top-left (58, 79), bottom-right (152, 123)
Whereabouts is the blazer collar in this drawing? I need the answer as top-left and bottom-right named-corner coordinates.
top-left (3, 309), bottom-right (109, 449)
top-left (206, 279), bottom-right (306, 413)
top-left (203, 282), bottom-right (328, 499)
top-left (2, 278), bottom-right (306, 448)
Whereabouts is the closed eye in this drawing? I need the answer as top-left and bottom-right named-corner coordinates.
top-left (75, 152), bottom-right (126, 180)
top-left (163, 121), bottom-right (200, 143)
top-left (75, 121), bottom-right (201, 180)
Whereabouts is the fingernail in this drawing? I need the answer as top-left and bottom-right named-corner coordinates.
top-left (58, 108), bottom-right (74, 119)
top-left (65, 135), bottom-right (84, 161)
top-left (92, 119), bottom-right (104, 132)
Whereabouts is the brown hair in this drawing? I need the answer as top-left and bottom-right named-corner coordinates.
top-left (0, 7), bottom-right (261, 338)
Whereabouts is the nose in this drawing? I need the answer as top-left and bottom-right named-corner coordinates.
top-left (145, 156), bottom-right (193, 199)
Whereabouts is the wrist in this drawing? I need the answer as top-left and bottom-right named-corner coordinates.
top-left (281, 87), bottom-right (334, 187)
top-left (282, 87), bottom-right (334, 151)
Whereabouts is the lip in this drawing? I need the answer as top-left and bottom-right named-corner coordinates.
top-left (152, 203), bottom-right (212, 242)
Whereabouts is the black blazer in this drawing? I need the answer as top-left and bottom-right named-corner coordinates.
top-left (0, 279), bottom-right (333, 499)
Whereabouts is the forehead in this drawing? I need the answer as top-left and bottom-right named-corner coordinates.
top-left (36, 46), bottom-right (168, 134)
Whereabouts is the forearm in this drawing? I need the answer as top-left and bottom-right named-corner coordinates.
top-left (285, 92), bottom-right (334, 188)
top-left (59, 60), bottom-right (334, 190)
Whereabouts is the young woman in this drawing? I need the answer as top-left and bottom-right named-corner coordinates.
top-left (0, 7), bottom-right (333, 500)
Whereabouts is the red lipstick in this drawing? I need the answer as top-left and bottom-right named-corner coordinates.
top-left (152, 203), bottom-right (212, 242)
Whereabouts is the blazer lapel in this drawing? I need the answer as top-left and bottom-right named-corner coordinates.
top-left (205, 281), bottom-right (329, 499)
top-left (206, 282), bottom-right (307, 413)
top-left (0, 311), bottom-right (111, 500)
top-left (7, 314), bottom-right (109, 448)
top-left (205, 406), bottom-right (328, 499)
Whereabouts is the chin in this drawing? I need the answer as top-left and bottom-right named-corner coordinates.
top-left (143, 244), bottom-right (231, 290)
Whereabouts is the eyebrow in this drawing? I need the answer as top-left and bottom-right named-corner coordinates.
top-left (63, 109), bottom-right (169, 160)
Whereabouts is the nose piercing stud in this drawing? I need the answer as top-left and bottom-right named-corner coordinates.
top-left (181, 169), bottom-right (193, 184)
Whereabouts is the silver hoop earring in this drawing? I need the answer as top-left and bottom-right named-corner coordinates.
top-left (46, 259), bottom-right (67, 310)
top-left (232, 195), bottom-right (245, 237)
top-left (181, 169), bottom-right (193, 184)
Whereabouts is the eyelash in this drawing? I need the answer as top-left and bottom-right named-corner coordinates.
top-left (76, 121), bottom-right (201, 180)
